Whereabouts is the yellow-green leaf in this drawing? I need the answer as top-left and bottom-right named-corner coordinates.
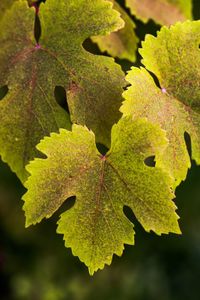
top-left (0, 0), bottom-right (125, 181)
top-left (0, 0), bottom-right (38, 20)
top-left (121, 21), bottom-right (200, 186)
top-left (23, 117), bottom-right (180, 275)
top-left (125, 0), bottom-right (192, 25)
top-left (0, 0), bottom-right (71, 182)
top-left (92, 0), bottom-right (138, 62)
top-left (0, 0), bottom-right (14, 20)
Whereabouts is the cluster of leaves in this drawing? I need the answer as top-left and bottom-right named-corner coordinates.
top-left (0, 0), bottom-right (199, 275)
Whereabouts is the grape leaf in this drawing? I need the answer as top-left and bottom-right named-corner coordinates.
top-left (125, 0), bottom-right (192, 25)
top-left (0, 0), bottom-right (38, 20)
top-left (0, 0), bottom-right (125, 182)
top-left (0, 0), bottom-right (14, 20)
top-left (121, 21), bottom-right (200, 186)
top-left (92, 0), bottom-right (138, 62)
top-left (0, 1), bottom-right (71, 182)
top-left (23, 117), bottom-right (180, 275)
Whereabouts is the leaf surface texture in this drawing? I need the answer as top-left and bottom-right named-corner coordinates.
top-left (0, 0), bottom-right (125, 181)
top-left (121, 21), bottom-right (200, 186)
top-left (23, 117), bottom-right (180, 274)
top-left (92, 0), bottom-right (138, 61)
top-left (125, 0), bottom-right (192, 25)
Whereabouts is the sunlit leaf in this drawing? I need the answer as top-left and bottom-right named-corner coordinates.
top-left (23, 117), bottom-right (180, 274)
top-left (92, 0), bottom-right (138, 62)
top-left (121, 21), bottom-right (200, 186)
top-left (0, 0), bottom-right (125, 181)
top-left (125, 0), bottom-right (192, 25)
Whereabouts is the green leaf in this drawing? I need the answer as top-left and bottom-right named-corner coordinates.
top-left (23, 117), bottom-right (180, 275)
top-left (121, 21), bottom-right (200, 186)
top-left (125, 0), bottom-right (192, 25)
top-left (0, 0), bottom-right (38, 20)
top-left (0, 0), bottom-right (125, 182)
top-left (92, 0), bottom-right (138, 62)
top-left (0, 0), bottom-right (14, 20)
top-left (39, 0), bottom-right (125, 145)
top-left (0, 0), bottom-right (71, 182)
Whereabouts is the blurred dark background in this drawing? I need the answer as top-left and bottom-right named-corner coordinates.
top-left (0, 1), bottom-right (200, 299)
